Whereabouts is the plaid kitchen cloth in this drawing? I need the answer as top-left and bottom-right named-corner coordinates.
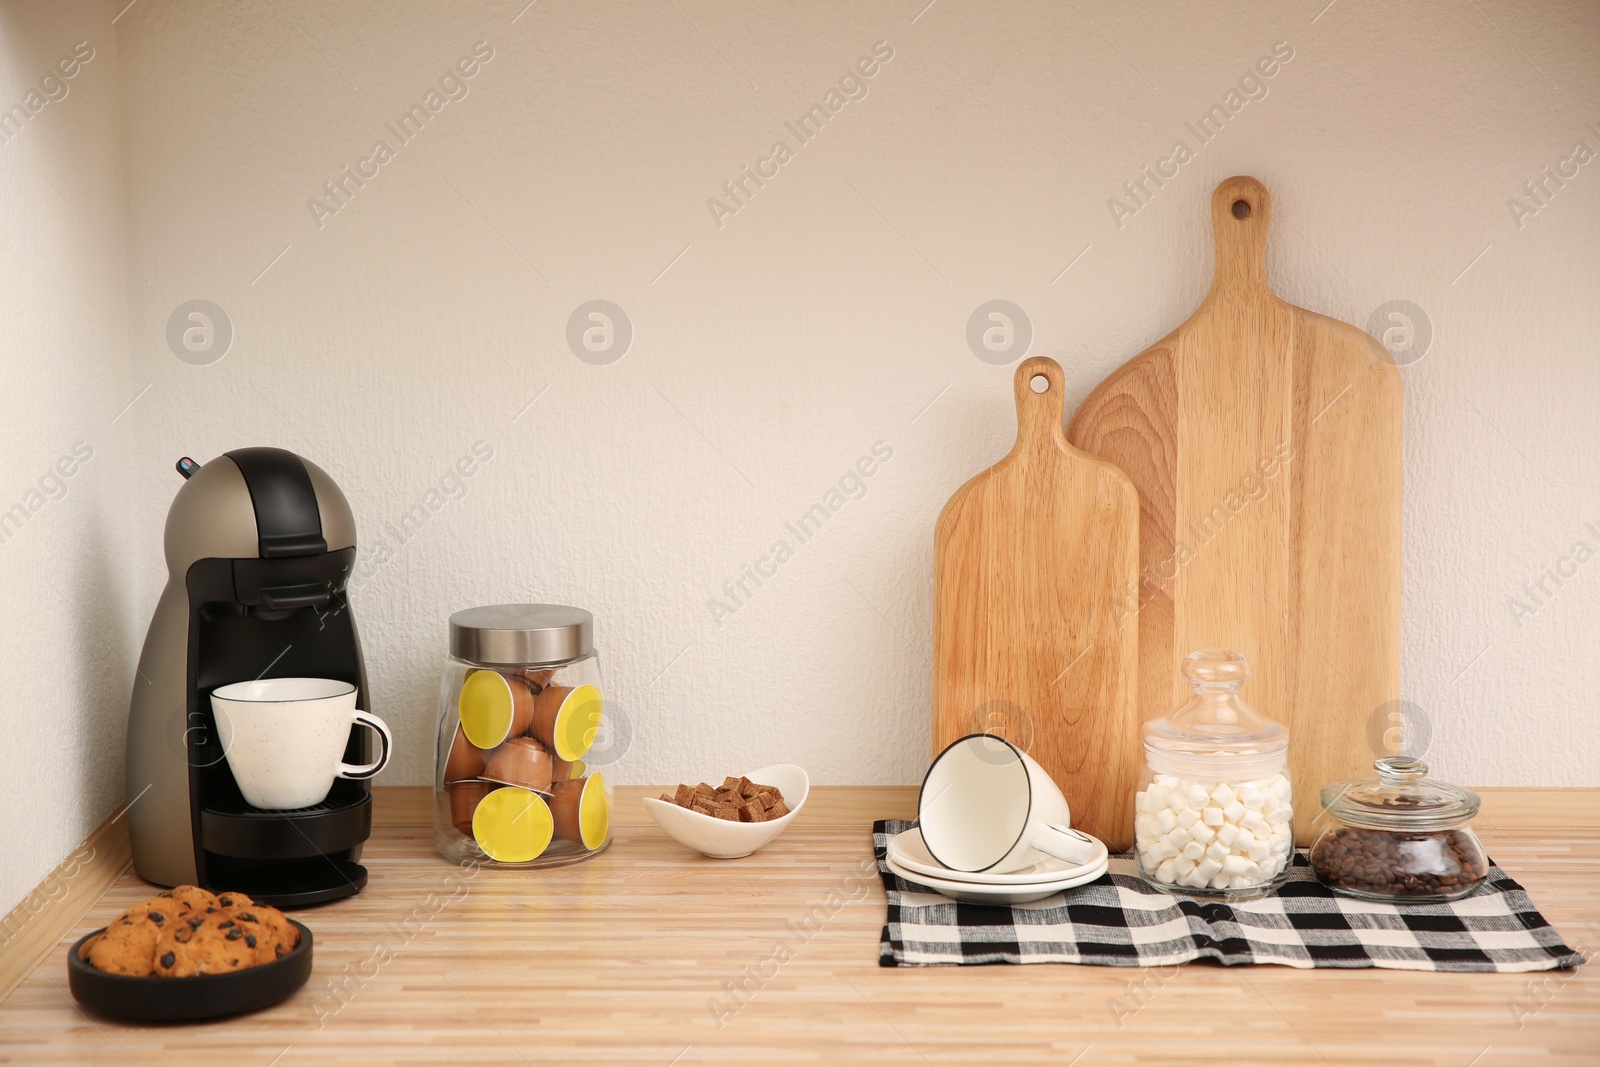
top-left (874, 820), bottom-right (1585, 971)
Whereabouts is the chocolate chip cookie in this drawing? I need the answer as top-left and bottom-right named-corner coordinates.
top-left (152, 914), bottom-right (256, 977)
top-left (87, 916), bottom-right (162, 976)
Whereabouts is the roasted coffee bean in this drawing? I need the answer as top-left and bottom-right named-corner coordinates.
top-left (1310, 826), bottom-right (1487, 899)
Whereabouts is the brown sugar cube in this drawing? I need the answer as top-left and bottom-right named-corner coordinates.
top-left (766, 798), bottom-right (790, 819)
top-left (737, 777), bottom-right (761, 799)
top-left (691, 801), bottom-right (717, 816)
top-left (674, 784), bottom-right (697, 807)
top-left (710, 805), bottom-right (739, 821)
top-left (720, 776), bottom-right (743, 791)
top-left (694, 782), bottom-right (717, 799)
top-left (752, 789), bottom-right (775, 808)
top-left (658, 793), bottom-right (674, 803)
top-left (737, 801), bottom-right (767, 823)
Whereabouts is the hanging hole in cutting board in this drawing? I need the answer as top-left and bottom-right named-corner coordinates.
top-left (1030, 375), bottom-right (1050, 393)
top-left (1231, 199), bottom-right (1252, 219)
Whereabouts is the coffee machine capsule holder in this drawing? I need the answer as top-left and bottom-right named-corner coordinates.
top-left (126, 447), bottom-right (375, 906)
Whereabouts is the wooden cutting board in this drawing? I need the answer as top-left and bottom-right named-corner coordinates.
top-left (933, 356), bottom-right (1140, 851)
top-left (1067, 176), bottom-right (1402, 844)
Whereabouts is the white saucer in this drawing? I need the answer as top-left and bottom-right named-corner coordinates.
top-left (886, 827), bottom-right (1109, 885)
top-left (885, 854), bottom-right (1110, 904)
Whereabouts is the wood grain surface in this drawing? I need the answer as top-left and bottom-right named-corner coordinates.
top-left (0, 806), bottom-right (132, 1006)
top-left (0, 786), bottom-right (1595, 1066)
top-left (933, 356), bottom-right (1140, 850)
top-left (1068, 176), bottom-right (1403, 844)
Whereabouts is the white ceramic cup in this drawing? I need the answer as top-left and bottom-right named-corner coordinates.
top-left (918, 733), bottom-right (1097, 874)
top-left (211, 677), bottom-right (392, 810)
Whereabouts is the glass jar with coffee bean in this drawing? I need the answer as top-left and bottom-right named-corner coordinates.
top-left (1310, 756), bottom-right (1489, 903)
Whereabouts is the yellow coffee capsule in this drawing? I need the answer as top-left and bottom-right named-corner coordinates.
top-left (471, 786), bottom-right (553, 863)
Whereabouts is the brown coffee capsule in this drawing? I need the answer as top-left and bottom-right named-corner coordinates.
top-left (448, 780), bottom-right (496, 835)
top-left (482, 737), bottom-right (554, 793)
top-left (443, 724), bottom-right (488, 783)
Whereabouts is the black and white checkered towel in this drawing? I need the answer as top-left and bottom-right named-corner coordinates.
top-left (875, 820), bottom-right (1584, 971)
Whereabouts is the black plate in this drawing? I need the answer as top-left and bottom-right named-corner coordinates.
top-left (67, 919), bottom-right (313, 1022)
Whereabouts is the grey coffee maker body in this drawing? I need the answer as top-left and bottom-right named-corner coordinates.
top-left (125, 447), bottom-right (374, 906)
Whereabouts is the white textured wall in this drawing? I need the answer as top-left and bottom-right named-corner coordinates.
top-left (0, 0), bottom-right (132, 919)
top-left (5, 0), bottom-right (1599, 913)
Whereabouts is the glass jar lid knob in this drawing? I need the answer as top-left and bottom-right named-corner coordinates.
top-left (1374, 755), bottom-right (1428, 785)
top-left (1181, 648), bottom-right (1249, 687)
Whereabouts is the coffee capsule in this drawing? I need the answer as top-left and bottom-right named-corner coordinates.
top-left (472, 786), bottom-right (554, 862)
top-left (447, 779), bottom-right (495, 835)
top-left (550, 773), bottom-right (609, 850)
top-left (482, 736), bottom-right (554, 793)
top-left (531, 684), bottom-right (602, 762)
top-left (458, 670), bottom-right (536, 749)
top-left (443, 724), bottom-right (488, 783)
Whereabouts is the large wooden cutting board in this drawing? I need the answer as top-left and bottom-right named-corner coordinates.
top-left (933, 356), bottom-right (1140, 851)
top-left (1067, 176), bottom-right (1402, 844)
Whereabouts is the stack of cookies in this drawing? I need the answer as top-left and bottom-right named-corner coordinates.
top-left (660, 776), bottom-right (790, 822)
top-left (79, 886), bottom-right (300, 977)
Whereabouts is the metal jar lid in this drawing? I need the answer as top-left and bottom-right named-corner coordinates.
top-left (448, 604), bottom-right (594, 667)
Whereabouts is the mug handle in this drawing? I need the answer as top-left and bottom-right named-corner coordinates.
top-left (1032, 823), bottom-right (1097, 866)
top-left (336, 710), bottom-right (392, 781)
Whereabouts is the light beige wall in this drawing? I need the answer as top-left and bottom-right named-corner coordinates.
top-left (0, 0), bottom-right (134, 920)
top-left (4, 0), bottom-right (1598, 915)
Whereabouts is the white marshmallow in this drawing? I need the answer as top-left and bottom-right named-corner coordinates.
top-left (1147, 841), bottom-right (1178, 865)
top-left (1138, 768), bottom-right (1293, 890)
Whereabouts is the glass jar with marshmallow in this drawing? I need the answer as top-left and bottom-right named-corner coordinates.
top-left (1133, 649), bottom-right (1293, 899)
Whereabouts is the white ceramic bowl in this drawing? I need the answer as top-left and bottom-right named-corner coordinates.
top-left (643, 764), bottom-right (809, 859)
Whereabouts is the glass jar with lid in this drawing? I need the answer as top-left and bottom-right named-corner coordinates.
top-left (1309, 756), bottom-right (1488, 902)
top-left (1133, 649), bottom-right (1294, 898)
top-left (435, 604), bottom-right (612, 867)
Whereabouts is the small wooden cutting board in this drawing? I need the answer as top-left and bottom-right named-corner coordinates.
top-left (1067, 177), bottom-right (1402, 844)
top-left (933, 356), bottom-right (1140, 851)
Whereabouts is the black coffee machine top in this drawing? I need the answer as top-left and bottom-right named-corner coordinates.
top-left (126, 447), bottom-right (374, 907)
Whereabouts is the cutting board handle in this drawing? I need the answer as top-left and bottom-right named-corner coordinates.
top-left (1011, 355), bottom-right (1069, 456)
top-left (1208, 175), bottom-right (1271, 298)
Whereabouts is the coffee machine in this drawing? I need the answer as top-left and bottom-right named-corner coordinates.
top-left (126, 447), bottom-right (374, 906)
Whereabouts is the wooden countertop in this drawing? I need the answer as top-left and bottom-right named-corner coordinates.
top-left (1, 786), bottom-right (1596, 1065)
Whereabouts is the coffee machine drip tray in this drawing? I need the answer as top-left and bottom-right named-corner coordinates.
top-left (204, 854), bottom-right (369, 908)
top-left (201, 779), bottom-right (372, 861)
